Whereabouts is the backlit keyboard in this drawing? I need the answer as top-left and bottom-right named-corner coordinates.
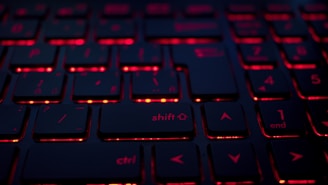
top-left (0, 0), bottom-right (328, 184)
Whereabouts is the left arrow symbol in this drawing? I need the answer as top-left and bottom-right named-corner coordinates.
top-left (170, 154), bottom-right (184, 164)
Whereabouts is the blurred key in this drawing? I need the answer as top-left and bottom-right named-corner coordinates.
top-left (73, 72), bottom-right (120, 101)
top-left (310, 20), bottom-right (328, 41)
top-left (265, 3), bottom-right (293, 20)
top-left (272, 19), bottom-right (308, 39)
top-left (65, 44), bottom-right (109, 72)
top-left (0, 145), bottom-right (17, 185)
top-left (0, 105), bottom-right (27, 141)
top-left (102, 3), bottom-right (132, 18)
top-left (203, 102), bottom-right (248, 137)
top-left (55, 3), bottom-right (89, 18)
top-left (13, 4), bottom-right (47, 19)
top-left (293, 69), bottom-right (328, 98)
top-left (13, 72), bottom-right (65, 103)
top-left (227, 3), bottom-right (257, 20)
top-left (145, 3), bottom-right (172, 17)
top-left (23, 143), bottom-right (142, 184)
top-left (0, 20), bottom-right (39, 40)
top-left (232, 20), bottom-right (268, 43)
top-left (0, 4), bottom-right (5, 18)
top-left (96, 20), bottom-right (135, 45)
top-left (184, 4), bottom-right (214, 17)
top-left (258, 101), bottom-right (307, 137)
top-left (99, 104), bottom-right (194, 139)
top-left (132, 70), bottom-right (178, 99)
top-left (270, 139), bottom-right (325, 182)
top-left (154, 142), bottom-right (200, 183)
top-left (307, 101), bottom-right (328, 136)
top-left (209, 141), bottom-right (260, 183)
top-left (34, 105), bottom-right (88, 141)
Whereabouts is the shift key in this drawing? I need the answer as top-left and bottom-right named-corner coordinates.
top-left (99, 103), bottom-right (194, 139)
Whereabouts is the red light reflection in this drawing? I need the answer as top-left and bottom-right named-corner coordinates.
top-left (302, 14), bottom-right (327, 21)
top-left (15, 67), bottom-right (53, 73)
top-left (0, 40), bottom-right (35, 46)
top-left (38, 138), bottom-right (85, 142)
top-left (135, 98), bottom-right (179, 103)
top-left (76, 100), bottom-right (119, 104)
top-left (0, 139), bottom-right (19, 143)
top-left (48, 39), bottom-right (85, 45)
top-left (216, 181), bottom-right (254, 185)
top-left (149, 38), bottom-right (218, 45)
top-left (227, 14), bottom-right (255, 21)
top-left (306, 112), bottom-right (328, 137)
top-left (265, 14), bottom-right (292, 21)
top-left (69, 67), bottom-right (106, 73)
top-left (16, 100), bottom-right (60, 104)
top-left (98, 38), bottom-right (134, 45)
top-left (104, 137), bottom-right (188, 141)
top-left (122, 66), bottom-right (159, 72)
top-left (291, 79), bottom-right (328, 100)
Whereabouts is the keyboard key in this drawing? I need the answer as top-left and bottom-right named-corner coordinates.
top-left (0, 145), bottom-right (17, 185)
top-left (0, 105), bottom-right (27, 141)
top-left (0, 20), bottom-right (39, 40)
top-left (301, 3), bottom-right (328, 14)
top-left (120, 44), bottom-right (162, 69)
top-left (248, 70), bottom-right (290, 99)
top-left (265, 3), bottom-right (293, 20)
top-left (65, 44), bottom-right (109, 71)
top-left (270, 139), bottom-right (325, 182)
top-left (282, 42), bottom-right (324, 68)
top-left (189, 62), bottom-right (238, 101)
top-left (73, 72), bottom-right (120, 101)
top-left (23, 143), bottom-right (142, 184)
top-left (44, 20), bottom-right (86, 43)
top-left (55, 3), bottom-right (88, 18)
top-left (145, 3), bottom-right (172, 17)
top-left (239, 42), bottom-right (278, 68)
top-left (13, 72), bottom-right (65, 103)
top-left (0, 72), bottom-right (8, 101)
top-left (10, 44), bottom-right (57, 71)
top-left (293, 69), bottom-right (328, 98)
top-left (34, 105), bottom-right (88, 141)
top-left (307, 101), bottom-right (328, 136)
top-left (13, 4), bottom-right (47, 18)
top-left (310, 20), bottom-right (328, 40)
top-left (102, 3), bottom-right (132, 17)
top-left (99, 104), bottom-right (194, 139)
top-left (154, 142), bottom-right (200, 183)
top-left (272, 19), bottom-right (308, 39)
top-left (203, 102), bottom-right (248, 137)
top-left (132, 70), bottom-right (178, 99)
top-left (232, 20), bottom-right (268, 42)
top-left (209, 141), bottom-right (260, 183)
top-left (184, 4), bottom-right (215, 17)
top-left (227, 3), bottom-right (257, 20)
top-left (145, 19), bottom-right (221, 40)
top-left (96, 20), bottom-right (135, 44)
top-left (258, 101), bottom-right (307, 137)
top-left (0, 4), bottom-right (5, 18)
top-left (173, 44), bottom-right (227, 66)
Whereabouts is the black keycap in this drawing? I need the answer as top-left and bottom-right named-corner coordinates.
top-left (102, 3), bottom-right (132, 17)
top-left (239, 42), bottom-right (278, 67)
top-left (301, 3), bottom-right (328, 14)
top-left (73, 72), bottom-right (120, 101)
top-left (228, 4), bottom-right (256, 14)
top-left (189, 62), bottom-right (238, 101)
top-left (0, 4), bottom-right (5, 18)
top-left (44, 20), bottom-right (87, 40)
top-left (282, 42), bottom-right (324, 66)
top-left (0, 20), bottom-right (39, 40)
top-left (0, 72), bottom-right (8, 101)
top-left (203, 102), bottom-right (248, 137)
top-left (310, 21), bottom-right (328, 38)
top-left (0, 105), bottom-right (27, 141)
top-left (270, 139), bottom-right (325, 181)
top-left (209, 141), bottom-right (260, 183)
top-left (96, 20), bottom-right (135, 43)
top-left (307, 101), bottom-right (328, 136)
top-left (232, 20), bottom-right (267, 40)
top-left (272, 19), bottom-right (308, 38)
top-left (11, 44), bottom-right (57, 69)
top-left (23, 143), bottom-right (142, 184)
top-left (99, 103), bottom-right (194, 139)
top-left (13, 72), bottom-right (65, 102)
top-left (55, 3), bottom-right (89, 18)
top-left (145, 3), bottom-right (172, 17)
top-left (154, 142), bottom-right (200, 183)
top-left (173, 44), bottom-right (227, 66)
top-left (258, 101), bottom-right (307, 137)
top-left (13, 4), bottom-right (47, 18)
top-left (0, 145), bottom-right (17, 185)
top-left (119, 44), bottom-right (162, 67)
top-left (145, 19), bottom-right (221, 40)
top-left (248, 70), bottom-right (290, 99)
top-left (265, 3), bottom-right (293, 15)
top-left (34, 105), bottom-right (88, 140)
top-left (65, 44), bottom-right (109, 71)
top-left (132, 70), bottom-right (179, 99)
top-left (184, 4), bottom-right (215, 17)
top-left (293, 69), bottom-right (328, 97)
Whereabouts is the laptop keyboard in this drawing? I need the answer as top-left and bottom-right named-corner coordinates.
top-left (0, 0), bottom-right (328, 184)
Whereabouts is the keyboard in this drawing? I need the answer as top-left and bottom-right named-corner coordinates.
top-left (0, 0), bottom-right (328, 184)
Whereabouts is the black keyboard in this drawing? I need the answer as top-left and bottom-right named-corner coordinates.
top-left (0, 0), bottom-right (328, 184)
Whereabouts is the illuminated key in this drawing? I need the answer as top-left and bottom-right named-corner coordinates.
top-left (55, 3), bottom-right (88, 18)
top-left (184, 4), bottom-right (214, 17)
top-left (23, 143), bottom-right (141, 184)
top-left (232, 20), bottom-right (268, 42)
top-left (272, 19), bottom-right (308, 39)
top-left (102, 3), bottom-right (132, 17)
top-left (96, 20), bottom-right (135, 44)
top-left (0, 105), bottom-right (27, 141)
top-left (0, 145), bottom-right (17, 184)
top-left (307, 101), bottom-right (328, 136)
top-left (0, 20), bottom-right (39, 40)
top-left (145, 3), bottom-right (172, 17)
top-left (99, 103), bottom-right (194, 140)
top-left (13, 4), bottom-right (47, 18)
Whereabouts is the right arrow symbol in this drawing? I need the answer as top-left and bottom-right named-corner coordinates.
top-left (170, 154), bottom-right (184, 164)
top-left (289, 152), bottom-right (303, 162)
top-left (228, 153), bottom-right (241, 164)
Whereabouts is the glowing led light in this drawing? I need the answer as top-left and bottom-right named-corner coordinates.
top-left (145, 99), bottom-right (151, 103)
top-left (160, 98), bottom-right (166, 103)
top-left (195, 98), bottom-right (201, 102)
top-left (29, 100), bottom-right (34, 104)
top-left (105, 137), bottom-right (188, 141)
top-left (87, 100), bottom-right (93, 104)
top-left (98, 38), bottom-right (134, 45)
top-left (69, 66), bottom-right (107, 72)
top-left (17, 100), bottom-right (60, 104)
top-left (44, 100), bottom-right (50, 104)
top-left (0, 139), bottom-right (19, 143)
top-left (15, 67), bottom-right (54, 73)
top-left (121, 66), bottom-right (159, 72)
top-left (134, 98), bottom-right (179, 103)
top-left (150, 38), bottom-right (218, 45)
top-left (48, 39), bottom-right (85, 45)
top-left (103, 100), bottom-right (109, 103)
top-left (0, 40), bottom-right (35, 46)
top-left (76, 100), bottom-right (118, 104)
top-left (39, 138), bottom-right (84, 142)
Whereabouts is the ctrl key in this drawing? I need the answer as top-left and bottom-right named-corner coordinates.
top-left (22, 143), bottom-right (142, 184)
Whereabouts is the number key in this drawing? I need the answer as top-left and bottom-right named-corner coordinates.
top-left (0, 20), bottom-right (39, 40)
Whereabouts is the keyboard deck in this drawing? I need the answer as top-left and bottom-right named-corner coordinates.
top-left (0, 0), bottom-right (328, 184)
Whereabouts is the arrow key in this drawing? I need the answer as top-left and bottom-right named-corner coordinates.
top-left (154, 142), bottom-right (200, 183)
top-left (209, 141), bottom-right (260, 183)
top-left (307, 101), bottom-right (328, 136)
top-left (270, 139), bottom-right (325, 182)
